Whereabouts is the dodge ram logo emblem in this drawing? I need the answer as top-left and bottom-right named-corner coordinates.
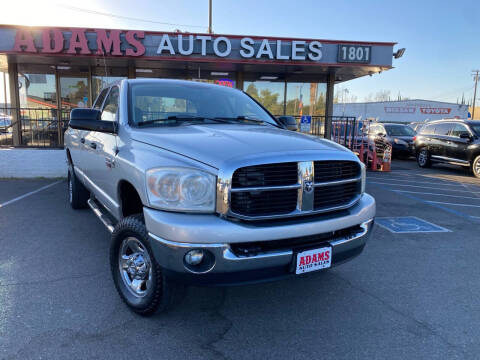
top-left (304, 180), bottom-right (313, 193)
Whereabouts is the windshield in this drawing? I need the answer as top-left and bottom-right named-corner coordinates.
top-left (129, 82), bottom-right (278, 127)
top-left (385, 125), bottom-right (415, 137)
top-left (470, 124), bottom-right (480, 136)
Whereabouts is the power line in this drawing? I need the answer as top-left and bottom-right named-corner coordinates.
top-left (56, 4), bottom-right (206, 29)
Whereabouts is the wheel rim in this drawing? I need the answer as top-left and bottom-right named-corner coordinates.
top-left (474, 158), bottom-right (480, 175)
top-left (68, 175), bottom-right (73, 203)
top-left (418, 150), bottom-right (427, 166)
top-left (119, 237), bottom-right (153, 298)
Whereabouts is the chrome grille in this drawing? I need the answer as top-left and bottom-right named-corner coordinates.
top-left (227, 160), bottom-right (362, 219)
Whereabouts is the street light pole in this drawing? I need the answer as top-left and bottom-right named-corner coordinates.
top-left (472, 70), bottom-right (479, 120)
top-left (208, 0), bottom-right (213, 34)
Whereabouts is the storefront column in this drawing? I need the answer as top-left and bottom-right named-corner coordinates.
top-left (128, 64), bottom-right (135, 79)
top-left (235, 71), bottom-right (243, 90)
top-left (54, 69), bottom-right (64, 146)
top-left (324, 72), bottom-right (335, 139)
top-left (7, 61), bottom-right (21, 146)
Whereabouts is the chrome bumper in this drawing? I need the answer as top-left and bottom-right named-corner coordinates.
top-left (149, 218), bottom-right (373, 275)
top-left (145, 193), bottom-right (375, 281)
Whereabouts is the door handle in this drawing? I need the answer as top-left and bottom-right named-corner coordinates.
top-left (80, 138), bottom-right (85, 144)
top-left (89, 142), bottom-right (97, 150)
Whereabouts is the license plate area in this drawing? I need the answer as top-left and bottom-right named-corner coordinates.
top-left (295, 247), bottom-right (332, 274)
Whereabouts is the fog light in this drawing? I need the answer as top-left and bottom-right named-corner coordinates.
top-left (185, 249), bottom-right (204, 265)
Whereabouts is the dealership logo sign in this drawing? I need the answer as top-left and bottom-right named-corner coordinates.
top-left (12, 28), bottom-right (323, 61)
top-left (384, 107), bottom-right (416, 114)
top-left (420, 107), bottom-right (451, 115)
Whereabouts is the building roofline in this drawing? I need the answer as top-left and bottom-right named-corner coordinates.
top-left (0, 24), bottom-right (397, 47)
top-left (335, 99), bottom-right (467, 106)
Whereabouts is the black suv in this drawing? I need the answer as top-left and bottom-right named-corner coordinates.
top-left (414, 119), bottom-right (480, 178)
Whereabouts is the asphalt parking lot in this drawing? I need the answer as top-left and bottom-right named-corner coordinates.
top-left (1, 160), bottom-right (480, 360)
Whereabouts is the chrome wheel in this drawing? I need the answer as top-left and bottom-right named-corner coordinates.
top-left (119, 237), bottom-right (153, 298)
top-left (418, 150), bottom-right (428, 166)
top-left (474, 157), bottom-right (480, 177)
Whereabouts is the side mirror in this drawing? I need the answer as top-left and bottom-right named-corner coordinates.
top-left (459, 133), bottom-right (472, 140)
top-left (69, 108), bottom-right (116, 134)
top-left (277, 116), bottom-right (298, 131)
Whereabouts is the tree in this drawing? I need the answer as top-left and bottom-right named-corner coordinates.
top-left (374, 90), bottom-right (391, 102)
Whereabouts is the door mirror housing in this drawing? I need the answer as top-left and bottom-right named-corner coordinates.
top-left (459, 133), bottom-right (472, 140)
top-left (69, 108), bottom-right (117, 134)
top-left (277, 116), bottom-right (298, 131)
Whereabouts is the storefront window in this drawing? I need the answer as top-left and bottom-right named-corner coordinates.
top-left (18, 72), bottom-right (57, 109)
top-left (244, 81), bottom-right (285, 115)
top-left (60, 77), bottom-right (89, 108)
top-left (285, 82), bottom-right (326, 116)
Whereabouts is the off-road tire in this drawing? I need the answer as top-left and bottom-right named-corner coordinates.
top-left (416, 148), bottom-right (432, 168)
top-left (68, 165), bottom-right (89, 209)
top-left (110, 214), bottom-right (182, 316)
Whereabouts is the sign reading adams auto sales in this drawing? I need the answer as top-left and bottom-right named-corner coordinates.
top-left (0, 27), bottom-right (395, 66)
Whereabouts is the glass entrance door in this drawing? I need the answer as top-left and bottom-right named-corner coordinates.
top-left (60, 76), bottom-right (89, 109)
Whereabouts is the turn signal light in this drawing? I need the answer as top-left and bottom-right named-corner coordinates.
top-left (413, 136), bottom-right (417, 141)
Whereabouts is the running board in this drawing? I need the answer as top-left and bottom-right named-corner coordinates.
top-left (87, 198), bottom-right (115, 233)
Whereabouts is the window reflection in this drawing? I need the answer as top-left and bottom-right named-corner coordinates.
top-left (286, 82), bottom-right (326, 116)
top-left (244, 81), bottom-right (285, 115)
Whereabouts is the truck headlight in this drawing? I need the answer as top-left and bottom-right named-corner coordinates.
top-left (360, 162), bottom-right (366, 194)
top-left (146, 168), bottom-right (216, 212)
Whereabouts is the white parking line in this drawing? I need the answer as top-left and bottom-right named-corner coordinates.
top-left (425, 200), bottom-right (480, 208)
top-left (367, 177), bottom-right (464, 187)
top-left (394, 190), bottom-right (480, 200)
top-left (0, 181), bottom-right (63, 209)
top-left (367, 181), bottom-right (480, 193)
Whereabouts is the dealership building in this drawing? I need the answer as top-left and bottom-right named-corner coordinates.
top-left (333, 99), bottom-right (469, 123)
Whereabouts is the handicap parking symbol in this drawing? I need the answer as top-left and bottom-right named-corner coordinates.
top-left (300, 115), bottom-right (311, 133)
top-left (375, 216), bottom-right (450, 234)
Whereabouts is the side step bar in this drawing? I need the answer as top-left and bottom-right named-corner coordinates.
top-left (87, 198), bottom-right (116, 233)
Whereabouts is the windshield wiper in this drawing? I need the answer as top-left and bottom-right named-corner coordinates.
top-left (214, 116), bottom-right (280, 127)
top-left (136, 115), bottom-right (229, 127)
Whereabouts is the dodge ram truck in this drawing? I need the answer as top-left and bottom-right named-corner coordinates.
top-left (64, 79), bottom-right (375, 315)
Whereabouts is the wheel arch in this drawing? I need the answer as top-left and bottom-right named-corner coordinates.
top-left (118, 180), bottom-right (145, 218)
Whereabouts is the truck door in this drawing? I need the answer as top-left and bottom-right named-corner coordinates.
top-left (84, 86), bottom-right (120, 215)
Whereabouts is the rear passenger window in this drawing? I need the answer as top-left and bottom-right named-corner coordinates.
top-left (434, 123), bottom-right (453, 136)
top-left (93, 88), bottom-right (109, 109)
top-left (450, 124), bottom-right (469, 137)
top-left (420, 124), bottom-right (435, 135)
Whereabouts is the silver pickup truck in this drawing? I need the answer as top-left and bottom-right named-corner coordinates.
top-left (65, 79), bottom-right (375, 315)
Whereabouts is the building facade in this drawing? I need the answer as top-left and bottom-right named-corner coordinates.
top-left (333, 99), bottom-right (469, 123)
top-left (0, 25), bottom-right (397, 147)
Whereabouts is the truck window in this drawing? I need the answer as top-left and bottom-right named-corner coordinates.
top-left (93, 88), bottom-right (109, 109)
top-left (101, 87), bottom-right (119, 122)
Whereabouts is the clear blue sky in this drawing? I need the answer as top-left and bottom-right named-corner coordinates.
top-left (1, 0), bottom-right (479, 103)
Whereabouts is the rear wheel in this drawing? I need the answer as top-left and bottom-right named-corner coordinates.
top-left (471, 155), bottom-right (480, 179)
top-left (110, 214), bottom-right (182, 316)
top-left (417, 148), bottom-right (432, 168)
top-left (68, 165), bottom-right (89, 209)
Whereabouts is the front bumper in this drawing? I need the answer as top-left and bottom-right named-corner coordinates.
top-left (145, 193), bottom-right (375, 285)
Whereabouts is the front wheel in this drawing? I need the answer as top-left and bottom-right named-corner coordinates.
top-left (471, 155), bottom-right (480, 179)
top-left (68, 165), bottom-right (89, 209)
top-left (417, 148), bottom-right (432, 168)
top-left (110, 214), bottom-right (181, 316)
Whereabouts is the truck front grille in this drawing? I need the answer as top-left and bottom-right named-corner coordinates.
top-left (228, 160), bottom-right (362, 219)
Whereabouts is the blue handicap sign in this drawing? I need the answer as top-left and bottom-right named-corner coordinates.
top-left (300, 116), bottom-right (311, 132)
top-left (375, 217), bottom-right (450, 234)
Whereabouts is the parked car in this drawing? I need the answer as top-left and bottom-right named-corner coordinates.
top-left (0, 113), bottom-right (12, 133)
top-left (368, 123), bottom-right (416, 158)
top-left (64, 79), bottom-right (375, 315)
top-left (414, 119), bottom-right (480, 178)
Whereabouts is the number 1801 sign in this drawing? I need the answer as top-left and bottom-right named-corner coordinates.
top-left (337, 45), bottom-right (371, 63)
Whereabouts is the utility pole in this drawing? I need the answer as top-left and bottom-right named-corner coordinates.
top-left (473, 70), bottom-right (479, 120)
top-left (208, 0), bottom-right (213, 34)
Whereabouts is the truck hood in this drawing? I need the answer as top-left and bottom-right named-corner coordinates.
top-left (129, 124), bottom-right (353, 169)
